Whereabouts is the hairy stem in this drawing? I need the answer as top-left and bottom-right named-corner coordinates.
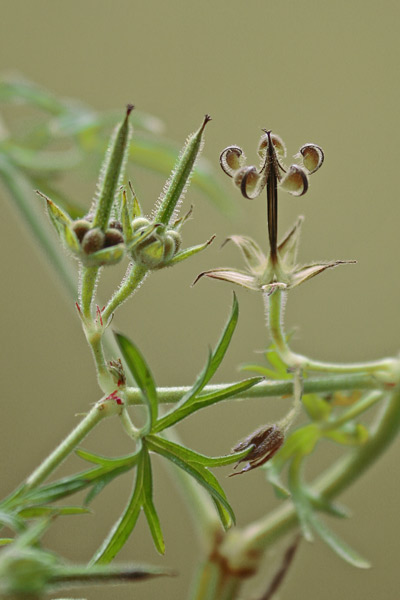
top-left (266, 289), bottom-right (399, 378)
top-left (102, 263), bottom-right (148, 322)
top-left (125, 372), bottom-right (380, 406)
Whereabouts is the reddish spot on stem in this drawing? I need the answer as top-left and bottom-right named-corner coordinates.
top-left (75, 302), bottom-right (81, 313)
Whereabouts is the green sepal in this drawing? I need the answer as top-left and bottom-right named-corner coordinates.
top-left (126, 223), bottom-right (160, 252)
top-left (80, 243), bottom-right (125, 267)
top-left (164, 235), bottom-right (215, 267)
top-left (92, 106), bottom-right (133, 231)
top-left (121, 190), bottom-right (133, 241)
top-left (43, 194), bottom-right (72, 237)
top-left (64, 226), bottom-right (81, 253)
top-left (115, 333), bottom-right (158, 431)
top-left (154, 115), bottom-right (211, 226)
top-left (146, 436), bottom-right (236, 529)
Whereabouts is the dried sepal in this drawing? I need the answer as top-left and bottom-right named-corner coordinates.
top-left (280, 164), bottom-right (309, 196)
top-left (290, 260), bottom-right (357, 288)
top-left (299, 143), bottom-right (324, 174)
top-left (277, 216), bottom-right (304, 268)
top-left (222, 235), bottom-right (267, 272)
top-left (220, 145), bottom-right (246, 177)
top-left (193, 268), bottom-right (260, 290)
top-left (229, 424), bottom-right (284, 476)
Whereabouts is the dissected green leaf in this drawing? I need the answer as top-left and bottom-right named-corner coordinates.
top-left (92, 454), bottom-right (145, 564)
top-left (141, 449), bottom-right (165, 555)
top-left (146, 436), bottom-right (236, 529)
top-left (153, 376), bottom-right (262, 432)
top-left (0, 511), bottom-right (25, 533)
top-left (0, 78), bottom-right (66, 114)
top-left (308, 511), bottom-right (370, 568)
top-left (153, 294), bottom-right (239, 431)
top-left (91, 445), bottom-right (164, 562)
top-left (115, 333), bottom-right (158, 430)
top-left (147, 435), bottom-right (251, 468)
top-left (17, 506), bottom-right (90, 519)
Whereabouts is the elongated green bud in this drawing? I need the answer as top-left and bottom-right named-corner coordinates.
top-left (92, 104), bottom-right (134, 231)
top-left (154, 114), bottom-right (211, 226)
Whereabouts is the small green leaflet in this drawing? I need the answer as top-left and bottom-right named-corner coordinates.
top-left (115, 332), bottom-right (158, 431)
top-left (146, 435), bottom-right (248, 530)
top-left (92, 444), bottom-right (164, 564)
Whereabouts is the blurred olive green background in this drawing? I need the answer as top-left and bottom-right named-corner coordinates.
top-left (1, 1), bottom-right (399, 599)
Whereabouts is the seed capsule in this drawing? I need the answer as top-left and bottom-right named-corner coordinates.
top-left (72, 219), bottom-right (91, 242)
top-left (81, 227), bottom-right (106, 254)
top-left (104, 228), bottom-right (124, 247)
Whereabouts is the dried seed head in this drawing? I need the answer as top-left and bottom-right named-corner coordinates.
top-left (280, 164), bottom-right (309, 196)
top-left (81, 227), bottom-right (106, 254)
top-left (299, 143), bottom-right (324, 174)
top-left (234, 166), bottom-right (260, 199)
top-left (220, 146), bottom-right (246, 177)
top-left (258, 132), bottom-right (286, 160)
top-left (230, 424), bottom-right (284, 476)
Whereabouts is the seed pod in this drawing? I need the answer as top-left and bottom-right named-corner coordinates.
top-left (258, 132), bottom-right (286, 160)
top-left (72, 219), bottom-right (91, 242)
top-left (108, 219), bottom-right (123, 232)
top-left (220, 145), bottom-right (245, 177)
top-left (104, 228), bottom-right (124, 248)
top-left (299, 143), bottom-right (324, 174)
top-left (280, 164), bottom-right (309, 196)
top-left (81, 227), bottom-right (106, 254)
top-left (132, 217), bottom-right (151, 231)
top-left (167, 229), bottom-right (182, 253)
top-left (234, 166), bottom-right (260, 199)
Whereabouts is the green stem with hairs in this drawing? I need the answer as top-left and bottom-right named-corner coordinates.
top-left (102, 263), bottom-right (148, 322)
top-left (266, 289), bottom-right (399, 379)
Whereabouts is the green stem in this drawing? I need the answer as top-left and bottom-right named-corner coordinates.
top-left (219, 387), bottom-right (400, 571)
top-left (80, 265), bottom-right (100, 318)
top-left (124, 372), bottom-right (380, 406)
top-left (102, 263), bottom-right (148, 322)
top-left (24, 402), bottom-right (109, 492)
top-left (266, 289), bottom-right (398, 378)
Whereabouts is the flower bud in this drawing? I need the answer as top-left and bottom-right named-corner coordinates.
top-left (81, 227), bottom-right (106, 254)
